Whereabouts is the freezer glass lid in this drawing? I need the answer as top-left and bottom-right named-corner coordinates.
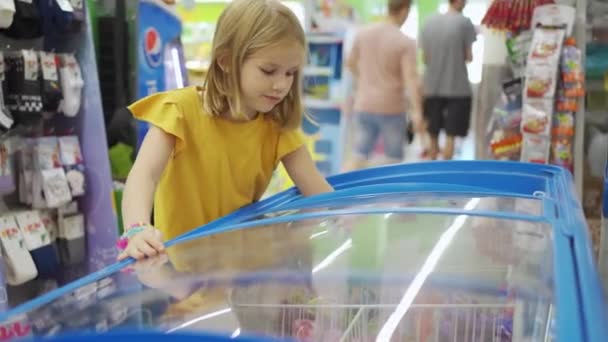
top-left (263, 194), bottom-right (543, 217)
top-left (16, 211), bottom-right (555, 341)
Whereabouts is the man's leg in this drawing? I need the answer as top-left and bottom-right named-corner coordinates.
top-left (428, 134), bottom-right (441, 160)
top-left (443, 135), bottom-right (456, 160)
top-left (444, 97), bottom-right (472, 160)
top-left (344, 113), bottom-right (380, 171)
top-left (379, 114), bottom-right (407, 165)
top-left (423, 97), bottom-right (444, 160)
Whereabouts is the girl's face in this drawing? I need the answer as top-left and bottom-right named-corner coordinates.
top-left (239, 40), bottom-right (304, 118)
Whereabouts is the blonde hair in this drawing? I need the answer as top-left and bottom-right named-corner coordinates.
top-left (204, 0), bottom-right (306, 130)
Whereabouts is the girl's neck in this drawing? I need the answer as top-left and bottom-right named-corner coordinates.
top-left (220, 110), bottom-right (259, 122)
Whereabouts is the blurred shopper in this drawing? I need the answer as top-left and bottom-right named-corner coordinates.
top-left (420, 0), bottom-right (476, 160)
top-left (345, 0), bottom-right (424, 170)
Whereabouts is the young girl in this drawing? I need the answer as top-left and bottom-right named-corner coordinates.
top-left (117, 0), bottom-right (333, 262)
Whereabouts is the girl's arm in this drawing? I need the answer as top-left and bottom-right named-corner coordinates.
top-left (133, 254), bottom-right (200, 300)
top-left (282, 146), bottom-right (333, 197)
top-left (119, 126), bottom-right (174, 259)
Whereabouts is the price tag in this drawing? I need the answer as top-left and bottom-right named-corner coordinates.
top-left (22, 50), bottom-right (39, 82)
top-left (40, 52), bottom-right (58, 82)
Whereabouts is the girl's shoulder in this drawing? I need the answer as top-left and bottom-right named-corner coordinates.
top-left (129, 86), bottom-right (202, 110)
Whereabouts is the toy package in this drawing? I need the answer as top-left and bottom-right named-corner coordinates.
top-left (488, 79), bottom-right (524, 161)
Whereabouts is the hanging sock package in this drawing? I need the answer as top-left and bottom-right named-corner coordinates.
top-left (58, 54), bottom-right (83, 117)
top-left (39, 51), bottom-right (63, 113)
top-left (14, 210), bottom-right (60, 278)
top-left (0, 215), bottom-right (38, 286)
top-left (18, 138), bottom-right (35, 205)
top-left (4, 0), bottom-right (42, 39)
top-left (39, 0), bottom-right (84, 34)
top-left (5, 50), bottom-right (43, 122)
top-left (32, 137), bottom-right (72, 209)
top-left (0, 53), bottom-right (15, 130)
top-left (0, 0), bottom-right (15, 29)
top-left (57, 201), bottom-right (84, 265)
top-left (0, 138), bottom-right (15, 194)
top-left (39, 209), bottom-right (61, 266)
top-left (58, 135), bottom-right (85, 197)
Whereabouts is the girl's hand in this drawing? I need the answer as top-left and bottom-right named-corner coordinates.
top-left (117, 226), bottom-right (165, 261)
top-left (129, 253), bottom-right (169, 275)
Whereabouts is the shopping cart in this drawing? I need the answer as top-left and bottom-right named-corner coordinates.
top-left (0, 161), bottom-right (603, 342)
top-left (231, 286), bottom-right (524, 342)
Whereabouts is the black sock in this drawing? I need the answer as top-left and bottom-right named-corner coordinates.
top-left (4, 0), bottom-right (41, 39)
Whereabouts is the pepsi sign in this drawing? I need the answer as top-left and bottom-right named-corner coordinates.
top-left (143, 27), bottom-right (163, 68)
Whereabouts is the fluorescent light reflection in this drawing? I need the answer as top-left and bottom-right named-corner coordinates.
top-left (376, 198), bottom-right (481, 341)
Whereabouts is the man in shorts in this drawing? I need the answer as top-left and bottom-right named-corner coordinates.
top-left (344, 0), bottom-right (423, 170)
top-left (420, 0), bottom-right (477, 160)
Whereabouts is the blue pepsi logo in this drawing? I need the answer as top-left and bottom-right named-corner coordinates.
top-left (144, 27), bottom-right (163, 68)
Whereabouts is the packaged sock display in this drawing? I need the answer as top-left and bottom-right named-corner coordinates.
top-left (31, 137), bottom-right (57, 209)
top-left (32, 137), bottom-right (72, 209)
top-left (39, 51), bottom-right (63, 113)
top-left (0, 0), bottom-right (102, 312)
top-left (40, 0), bottom-right (84, 34)
top-left (40, 168), bottom-right (71, 208)
top-left (15, 210), bottom-right (59, 278)
top-left (58, 135), bottom-right (85, 197)
top-left (0, 215), bottom-right (38, 286)
top-left (5, 50), bottom-right (43, 121)
top-left (0, 0), bottom-right (15, 29)
top-left (0, 52), bottom-right (14, 130)
top-left (57, 202), bottom-right (84, 265)
top-left (5, 0), bottom-right (42, 39)
top-left (58, 54), bottom-right (83, 117)
top-left (39, 209), bottom-right (60, 263)
top-left (0, 139), bottom-right (15, 194)
top-left (0, 50), bottom-right (85, 122)
top-left (18, 138), bottom-right (35, 205)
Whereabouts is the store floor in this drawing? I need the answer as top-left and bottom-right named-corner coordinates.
top-left (403, 132), bottom-right (476, 163)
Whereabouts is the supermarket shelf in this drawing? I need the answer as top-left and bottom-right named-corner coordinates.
top-left (185, 60), bottom-right (210, 73)
top-left (304, 66), bottom-right (333, 76)
top-left (307, 35), bottom-right (343, 44)
top-left (304, 98), bottom-right (342, 110)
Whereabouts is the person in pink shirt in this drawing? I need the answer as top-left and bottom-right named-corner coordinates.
top-left (344, 0), bottom-right (423, 170)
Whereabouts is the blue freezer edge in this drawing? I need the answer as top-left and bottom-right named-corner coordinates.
top-left (0, 160), bottom-right (605, 342)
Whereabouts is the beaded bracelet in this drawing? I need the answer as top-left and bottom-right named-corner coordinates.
top-left (116, 222), bottom-right (151, 251)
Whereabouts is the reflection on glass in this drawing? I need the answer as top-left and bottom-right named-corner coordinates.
top-left (5, 213), bottom-right (554, 341)
top-left (265, 195), bottom-right (543, 218)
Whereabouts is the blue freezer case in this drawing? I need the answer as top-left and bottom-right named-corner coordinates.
top-left (0, 161), bottom-right (605, 342)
